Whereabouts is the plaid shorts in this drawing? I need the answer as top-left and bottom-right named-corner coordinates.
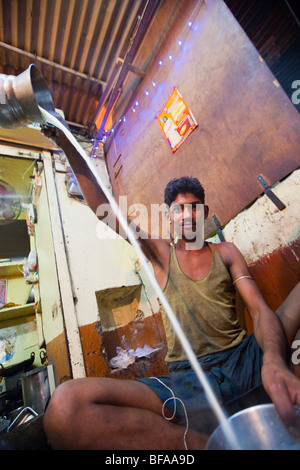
top-left (136, 334), bottom-right (263, 434)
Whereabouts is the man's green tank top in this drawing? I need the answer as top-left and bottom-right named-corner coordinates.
top-left (159, 243), bottom-right (247, 363)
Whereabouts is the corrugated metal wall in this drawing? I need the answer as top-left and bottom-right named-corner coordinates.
top-left (0, 0), bottom-right (149, 131)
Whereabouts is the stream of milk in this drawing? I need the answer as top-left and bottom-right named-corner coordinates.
top-left (40, 106), bottom-right (241, 450)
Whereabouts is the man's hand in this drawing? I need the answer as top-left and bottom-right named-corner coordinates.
top-left (261, 360), bottom-right (300, 438)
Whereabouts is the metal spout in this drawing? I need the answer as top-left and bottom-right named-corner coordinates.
top-left (0, 64), bottom-right (61, 129)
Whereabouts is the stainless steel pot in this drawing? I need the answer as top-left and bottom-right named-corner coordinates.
top-left (0, 64), bottom-right (59, 128)
top-left (206, 404), bottom-right (300, 450)
top-left (20, 366), bottom-right (50, 415)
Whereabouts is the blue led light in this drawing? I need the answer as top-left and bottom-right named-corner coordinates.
top-left (116, 14), bottom-right (198, 132)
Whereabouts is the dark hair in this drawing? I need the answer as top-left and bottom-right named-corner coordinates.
top-left (164, 176), bottom-right (205, 206)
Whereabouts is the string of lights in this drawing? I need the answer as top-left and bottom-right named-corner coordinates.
top-left (101, 0), bottom-right (204, 142)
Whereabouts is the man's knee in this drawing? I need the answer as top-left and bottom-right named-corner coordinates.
top-left (47, 378), bottom-right (81, 411)
top-left (43, 378), bottom-right (98, 448)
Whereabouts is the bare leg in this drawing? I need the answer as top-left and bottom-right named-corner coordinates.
top-left (43, 377), bottom-right (208, 450)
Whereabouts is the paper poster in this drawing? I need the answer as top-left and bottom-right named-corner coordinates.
top-left (0, 279), bottom-right (6, 308)
top-left (156, 88), bottom-right (198, 153)
top-left (0, 327), bottom-right (17, 363)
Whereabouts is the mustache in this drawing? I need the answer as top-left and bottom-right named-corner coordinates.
top-left (181, 218), bottom-right (196, 226)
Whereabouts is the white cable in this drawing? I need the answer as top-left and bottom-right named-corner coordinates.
top-left (150, 376), bottom-right (189, 450)
top-left (22, 158), bottom-right (38, 180)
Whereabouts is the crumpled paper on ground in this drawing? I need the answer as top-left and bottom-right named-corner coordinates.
top-left (109, 344), bottom-right (161, 369)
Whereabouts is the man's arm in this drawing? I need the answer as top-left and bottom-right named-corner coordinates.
top-left (276, 282), bottom-right (300, 347)
top-left (219, 242), bottom-right (300, 436)
top-left (42, 126), bottom-right (109, 212)
top-left (41, 125), bottom-right (168, 267)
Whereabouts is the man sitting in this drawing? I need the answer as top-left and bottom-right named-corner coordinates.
top-left (41, 125), bottom-right (300, 450)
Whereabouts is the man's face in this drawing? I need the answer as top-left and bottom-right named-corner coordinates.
top-left (167, 192), bottom-right (207, 246)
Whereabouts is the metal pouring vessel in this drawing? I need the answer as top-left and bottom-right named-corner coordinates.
top-left (206, 404), bottom-right (300, 450)
top-left (0, 64), bottom-right (62, 129)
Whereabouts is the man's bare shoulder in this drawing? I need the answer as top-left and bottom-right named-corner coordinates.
top-left (212, 241), bottom-right (243, 264)
top-left (212, 241), bottom-right (238, 253)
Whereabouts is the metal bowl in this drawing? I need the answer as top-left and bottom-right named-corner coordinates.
top-left (206, 404), bottom-right (300, 450)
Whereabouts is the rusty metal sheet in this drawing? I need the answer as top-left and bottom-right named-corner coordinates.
top-left (105, 0), bottom-right (300, 230)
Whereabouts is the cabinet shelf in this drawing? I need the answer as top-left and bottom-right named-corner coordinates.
top-left (0, 260), bottom-right (23, 278)
top-left (0, 303), bottom-right (35, 321)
